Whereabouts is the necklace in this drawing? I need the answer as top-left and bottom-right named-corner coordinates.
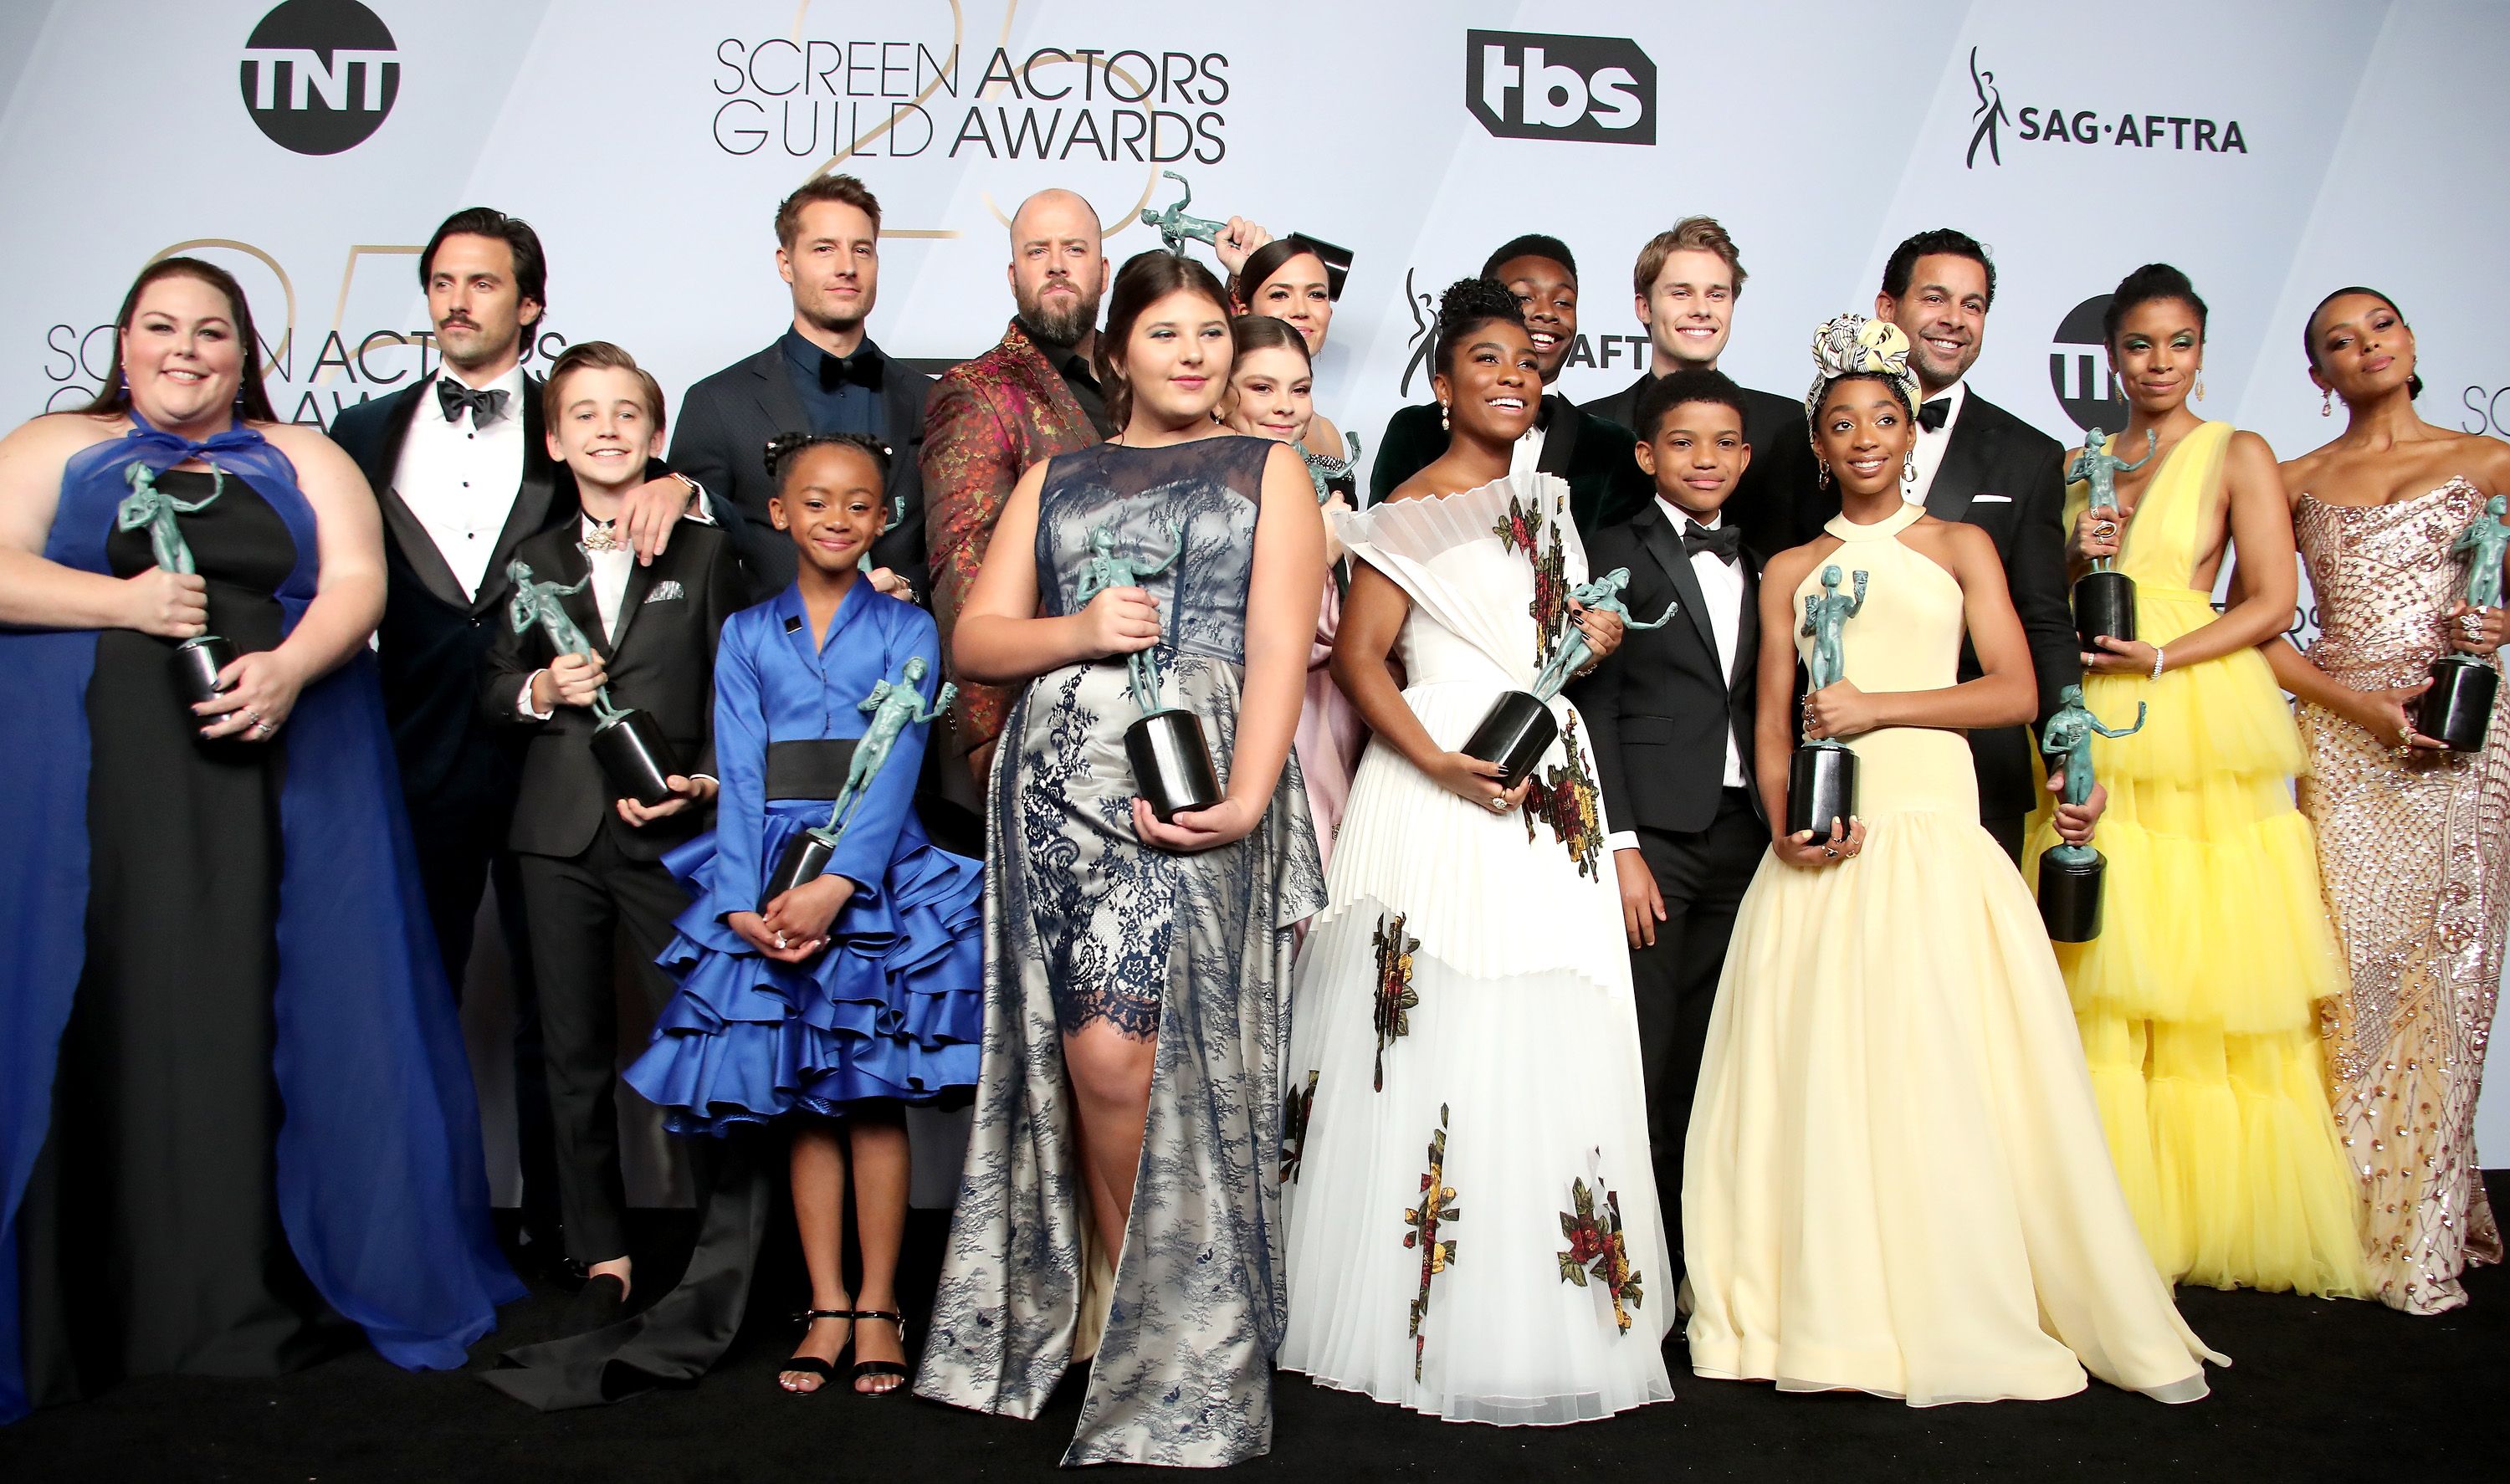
top-left (581, 514), bottom-right (622, 553)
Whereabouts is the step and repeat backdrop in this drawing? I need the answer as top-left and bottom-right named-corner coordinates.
top-left (3, 0), bottom-right (2507, 1166)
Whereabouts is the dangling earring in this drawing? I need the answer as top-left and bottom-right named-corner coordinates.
top-left (1817, 458), bottom-right (1831, 489)
top-left (1903, 452), bottom-right (1918, 484)
top-left (2195, 371), bottom-right (2206, 402)
top-left (1439, 402), bottom-right (1451, 432)
top-left (1210, 408), bottom-right (1223, 425)
top-left (2321, 388), bottom-right (2333, 417)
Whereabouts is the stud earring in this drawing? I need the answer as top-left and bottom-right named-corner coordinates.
top-left (2321, 388), bottom-right (2333, 417)
top-left (2195, 372), bottom-right (2206, 402)
top-left (1439, 402), bottom-right (1450, 432)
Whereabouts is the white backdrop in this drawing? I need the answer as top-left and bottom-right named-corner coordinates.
top-left (4, 0), bottom-right (2507, 1160)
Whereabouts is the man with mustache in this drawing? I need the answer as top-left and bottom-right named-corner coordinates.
top-left (1796, 227), bottom-right (2078, 861)
top-left (332, 207), bottom-right (700, 1267)
top-left (1366, 234), bottom-right (1651, 534)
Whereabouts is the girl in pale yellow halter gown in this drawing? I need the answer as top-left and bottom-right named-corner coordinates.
top-left (2030, 265), bottom-right (2366, 1300)
top-left (1683, 315), bottom-right (2221, 1406)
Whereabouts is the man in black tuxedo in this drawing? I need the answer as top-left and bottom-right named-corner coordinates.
top-left (1368, 234), bottom-right (1651, 531)
top-left (1570, 371), bottom-right (1763, 1271)
top-left (331, 207), bottom-right (698, 1261)
top-left (672, 173), bottom-right (929, 599)
top-left (479, 343), bottom-right (747, 1330)
top-left (1583, 217), bottom-right (1810, 557)
top-left (1794, 228), bottom-right (2077, 860)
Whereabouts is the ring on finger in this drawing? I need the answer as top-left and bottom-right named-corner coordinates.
top-left (1487, 796), bottom-right (1506, 813)
top-left (1822, 845), bottom-right (1840, 859)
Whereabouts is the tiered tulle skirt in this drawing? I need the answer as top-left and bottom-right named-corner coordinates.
top-left (1279, 684), bottom-right (1675, 1425)
top-left (626, 804), bottom-right (984, 1133)
top-left (2026, 585), bottom-right (2367, 1297)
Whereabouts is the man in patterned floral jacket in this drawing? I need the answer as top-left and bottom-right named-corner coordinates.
top-left (923, 187), bottom-right (1112, 784)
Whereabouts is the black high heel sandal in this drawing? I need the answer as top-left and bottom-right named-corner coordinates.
top-left (779, 1307), bottom-right (853, 1394)
top-left (850, 1309), bottom-right (909, 1395)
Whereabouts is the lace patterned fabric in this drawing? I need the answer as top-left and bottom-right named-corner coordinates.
top-left (2295, 478), bottom-right (2508, 1313)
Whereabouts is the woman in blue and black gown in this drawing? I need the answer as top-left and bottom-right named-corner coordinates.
top-left (0, 258), bottom-right (516, 1421)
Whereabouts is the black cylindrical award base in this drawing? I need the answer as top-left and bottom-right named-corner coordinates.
top-left (760, 832), bottom-right (837, 913)
top-left (1460, 689), bottom-right (1560, 790)
top-left (2072, 570), bottom-right (2137, 653)
top-left (2038, 848), bottom-right (2107, 943)
top-left (1126, 708), bottom-right (1223, 823)
top-left (172, 634), bottom-right (237, 708)
top-left (1785, 741), bottom-right (1857, 839)
top-left (2419, 657), bottom-right (2498, 753)
top-left (591, 709), bottom-right (680, 806)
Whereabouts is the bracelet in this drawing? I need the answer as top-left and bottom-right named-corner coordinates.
top-left (2149, 647), bottom-right (2166, 681)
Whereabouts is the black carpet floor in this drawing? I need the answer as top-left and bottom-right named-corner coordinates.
top-left (7, 1180), bottom-right (2508, 1483)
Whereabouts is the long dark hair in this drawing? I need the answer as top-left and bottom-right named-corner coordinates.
top-left (1097, 249), bottom-right (1232, 431)
top-left (2304, 285), bottom-right (2424, 400)
top-left (76, 257), bottom-right (278, 423)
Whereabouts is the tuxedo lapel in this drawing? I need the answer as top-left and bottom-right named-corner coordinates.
top-left (1927, 411), bottom-right (1995, 525)
top-left (371, 377), bottom-right (426, 493)
top-left (1535, 393), bottom-right (1580, 478)
top-left (544, 535), bottom-right (612, 662)
top-left (475, 373), bottom-right (559, 617)
top-left (1634, 504), bottom-right (1719, 687)
top-left (1733, 560), bottom-right (1761, 690)
top-left (372, 378), bottom-right (469, 610)
top-left (607, 548), bottom-right (658, 653)
top-left (1006, 325), bottom-right (1093, 448)
top-left (749, 342), bottom-right (812, 442)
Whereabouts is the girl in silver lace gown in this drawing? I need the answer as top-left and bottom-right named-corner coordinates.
top-left (916, 252), bottom-right (1326, 1467)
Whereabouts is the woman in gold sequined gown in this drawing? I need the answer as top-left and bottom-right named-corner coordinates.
top-left (2031, 266), bottom-right (2366, 1299)
top-left (1685, 315), bottom-right (2221, 1406)
top-left (2262, 287), bottom-right (2510, 1313)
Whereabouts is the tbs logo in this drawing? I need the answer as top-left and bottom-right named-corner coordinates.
top-left (1467, 30), bottom-right (1654, 146)
top-left (238, 0), bottom-right (401, 156)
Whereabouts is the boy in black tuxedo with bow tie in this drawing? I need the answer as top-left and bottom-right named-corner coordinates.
top-left (481, 342), bottom-right (745, 1331)
top-left (1570, 369), bottom-right (1765, 1282)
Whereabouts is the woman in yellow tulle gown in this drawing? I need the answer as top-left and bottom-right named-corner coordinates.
top-left (1683, 315), bottom-right (2221, 1406)
top-left (2028, 264), bottom-right (2365, 1298)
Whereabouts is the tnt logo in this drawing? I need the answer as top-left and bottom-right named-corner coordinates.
top-left (1466, 30), bottom-right (1654, 146)
top-left (238, 0), bottom-right (400, 156)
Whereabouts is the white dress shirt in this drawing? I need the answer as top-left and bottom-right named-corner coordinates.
top-left (395, 365), bottom-right (529, 601)
top-left (517, 514), bottom-right (632, 719)
top-left (1902, 377), bottom-right (1968, 508)
top-left (1606, 501), bottom-right (1748, 855)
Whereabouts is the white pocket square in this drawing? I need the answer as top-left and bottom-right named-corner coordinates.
top-left (1973, 493), bottom-right (2013, 503)
top-left (644, 580), bottom-right (684, 602)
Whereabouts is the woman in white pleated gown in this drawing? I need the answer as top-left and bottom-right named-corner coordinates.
top-left (1278, 279), bottom-right (1673, 1425)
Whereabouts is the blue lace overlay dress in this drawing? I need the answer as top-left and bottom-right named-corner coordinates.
top-left (915, 438), bottom-right (1328, 1467)
top-left (625, 580), bottom-right (983, 1129)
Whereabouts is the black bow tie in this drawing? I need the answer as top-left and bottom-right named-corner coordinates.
top-left (817, 348), bottom-right (884, 393)
top-left (1918, 397), bottom-right (1952, 432)
top-left (437, 378), bottom-right (510, 427)
top-left (1682, 519), bottom-right (1743, 565)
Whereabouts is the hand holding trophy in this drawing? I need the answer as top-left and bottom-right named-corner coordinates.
top-left (118, 463), bottom-right (234, 710)
top-left (1076, 522), bottom-right (1224, 821)
top-left (2068, 427), bottom-right (2157, 652)
top-left (1786, 565), bottom-right (1868, 836)
top-left (2418, 494), bottom-right (2510, 750)
top-left (2035, 684), bottom-right (2148, 941)
top-left (760, 657), bottom-right (956, 909)
top-left (1462, 566), bottom-right (1676, 789)
top-left (507, 558), bottom-right (682, 805)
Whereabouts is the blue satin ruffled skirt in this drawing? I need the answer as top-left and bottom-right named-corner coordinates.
top-left (626, 803), bottom-right (983, 1133)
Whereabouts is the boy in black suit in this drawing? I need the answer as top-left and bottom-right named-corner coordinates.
top-left (1570, 369), bottom-right (1765, 1280)
top-left (481, 343), bottom-right (745, 1330)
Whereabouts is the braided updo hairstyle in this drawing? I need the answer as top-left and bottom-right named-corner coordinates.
top-left (762, 430), bottom-right (891, 491)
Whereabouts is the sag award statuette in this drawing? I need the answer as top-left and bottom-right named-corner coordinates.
top-left (1787, 564), bottom-right (1868, 837)
top-left (1078, 523), bottom-right (1224, 821)
top-left (119, 463), bottom-right (234, 708)
top-left (507, 558), bottom-right (681, 806)
top-left (2036, 685), bottom-right (2148, 941)
top-left (1463, 567), bottom-right (1676, 789)
top-left (2068, 427), bottom-right (2156, 652)
top-left (1303, 432), bottom-right (1362, 505)
top-left (1139, 170), bottom-right (1228, 256)
top-left (2419, 494), bottom-right (2510, 751)
top-left (761, 658), bottom-right (956, 908)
